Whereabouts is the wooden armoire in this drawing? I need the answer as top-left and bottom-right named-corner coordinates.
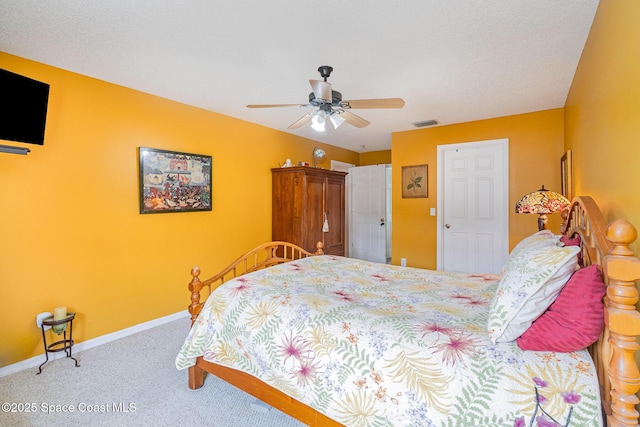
top-left (272, 166), bottom-right (347, 256)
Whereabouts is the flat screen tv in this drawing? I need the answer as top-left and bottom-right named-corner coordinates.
top-left (0, 69), bottom-right (50, 145)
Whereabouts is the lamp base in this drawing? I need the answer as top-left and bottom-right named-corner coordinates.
top-left (537, 214), bottom-right (549, 231)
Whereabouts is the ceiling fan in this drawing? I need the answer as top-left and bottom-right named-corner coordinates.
top-left (247, 66), bottom-right (405, 131)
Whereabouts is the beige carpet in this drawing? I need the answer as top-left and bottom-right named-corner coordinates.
top-left (0, 316), bottom-right (305, 427)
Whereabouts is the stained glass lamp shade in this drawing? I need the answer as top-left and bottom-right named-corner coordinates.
top-left (515, 185), bottom-right (571, 231)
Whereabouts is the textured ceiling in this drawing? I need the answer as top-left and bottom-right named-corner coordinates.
top-left (0, 1), bottom-right (598, 153)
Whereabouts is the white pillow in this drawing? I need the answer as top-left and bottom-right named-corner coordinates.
top-left (501, 230), bottom-right (558, 273)
top-left (488, 244), bottom-right (580, 343)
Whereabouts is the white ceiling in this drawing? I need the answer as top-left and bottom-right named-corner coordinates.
top-left (0, 1), bottom-right (598, 153)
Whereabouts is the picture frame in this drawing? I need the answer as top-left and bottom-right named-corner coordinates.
top-left (560, 150), bottom-right (572, 201)
top-left (138, 147), bottom-right (212, 214)
top-left (402, 164), bottom-right (428, 198)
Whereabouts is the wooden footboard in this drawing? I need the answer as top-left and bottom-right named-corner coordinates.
top-left (187, 241), bottom-right (323, 325)
top-left (563, 196), bottom-right (640, 426)
top-left (191, 358), bottom-right (340, 426)
top-left (186, 241), bottom-right (323, 391)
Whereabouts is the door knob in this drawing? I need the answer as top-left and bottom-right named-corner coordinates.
top-left (445, 224), bottom-right (451, 229)
top-left (380, 218), bottom-right (385, 226)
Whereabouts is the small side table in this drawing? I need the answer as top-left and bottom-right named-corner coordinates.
top-left (37, 312), bottom-right (80, 374)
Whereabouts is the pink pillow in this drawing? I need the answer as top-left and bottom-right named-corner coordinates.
top-left (516, 264), bottom-right (605, 352)
top-left (560, 234), bottom-right (583, 266)
top-left (560, 234), bottom-right (580, 247)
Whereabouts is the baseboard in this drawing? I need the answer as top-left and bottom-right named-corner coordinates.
top-left (0, 310), bottom-right (189, 378)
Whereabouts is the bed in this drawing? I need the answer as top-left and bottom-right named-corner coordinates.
top-left (176, 196), bottom-right (640, 426)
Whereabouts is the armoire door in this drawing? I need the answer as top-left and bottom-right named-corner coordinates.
top-left (324, 174), bottom-right (346, 255)
top-left (272, 169), bottom-right (301, 246)
top-left (303, 173), bottom-right (326, 254)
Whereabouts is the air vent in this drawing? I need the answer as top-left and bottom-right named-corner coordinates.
top-left (413, 119), bottom-right (439, 128)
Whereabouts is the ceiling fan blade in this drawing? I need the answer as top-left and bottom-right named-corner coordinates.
top-left (341, 98), bottom-right (405, 109)
top-left (287, 113), bottom-right (313, 129)
top-left (247, 103), bottom-right (307, 108)
top-left (340, 111), bottom-right (370, 128)
top-left (309, 80), bottom-right (332, 102)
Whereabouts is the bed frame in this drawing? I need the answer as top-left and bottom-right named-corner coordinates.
top-left (562, 197), bottom-right (640, 427)
top-left (186, 197), bottom-right (640, 427)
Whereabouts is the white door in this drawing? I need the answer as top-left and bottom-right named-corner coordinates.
top-left (437, 139), bottom-right (509, 274)
top-left (349, 164), bottom-right (387, 263)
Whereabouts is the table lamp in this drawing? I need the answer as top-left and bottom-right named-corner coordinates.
top-left (515, 185), bottom-right (570, 231)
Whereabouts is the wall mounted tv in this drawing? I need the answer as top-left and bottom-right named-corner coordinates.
top-left (0, 69), bottom-right (50, 145)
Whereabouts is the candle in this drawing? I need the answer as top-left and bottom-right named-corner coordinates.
top-left (52, 306), bottom-right (68, 334)
top-left (53, 306), bottom-right (67, 320)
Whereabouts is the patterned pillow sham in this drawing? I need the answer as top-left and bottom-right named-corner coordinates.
top-left (516, 264), bottom-right (605, 352)
top-left (501, 230), bottom-right (559, 273)
top-left (488, 243), bottom-right (580, 343)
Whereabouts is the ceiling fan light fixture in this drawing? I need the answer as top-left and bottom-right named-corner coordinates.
top-left (311, 110), bottom-right (326, 132)
top-left (329, 111), bottom-right (345, 129)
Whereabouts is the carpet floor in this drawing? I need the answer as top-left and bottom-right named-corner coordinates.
top-left (0, 316), bottom-right (305, 427)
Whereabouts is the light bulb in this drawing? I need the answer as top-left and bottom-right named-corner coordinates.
top-left (311, 111), bottom-right (326, 132)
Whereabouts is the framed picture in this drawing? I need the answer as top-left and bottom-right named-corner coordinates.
top-left (138, 147), bottom-right (212, 214)
top-left (560, 150), bottom-right (572, 201)
top-left (402, 164), bottom-right (428, 198)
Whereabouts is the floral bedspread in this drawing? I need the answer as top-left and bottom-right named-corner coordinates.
top-left (175, 256), bottom-right (602, 427)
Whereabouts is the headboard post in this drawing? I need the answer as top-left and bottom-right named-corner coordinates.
top-left (603, 219), bottom-right (640, 427)
top-left (562, 198), bottom-right (640, 426)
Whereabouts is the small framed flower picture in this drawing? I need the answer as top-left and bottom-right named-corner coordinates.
top-left (402, 164), bottom-right (428, 198)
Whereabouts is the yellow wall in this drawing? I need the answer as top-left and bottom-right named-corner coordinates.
top-left (391, 109), bottom-right (565, 269)
top-left (0, 53), bottom-right (359, 367)
top-left (565, 0), bottom-right (640, 255)
top-left (359, 150), bottom-right (391, 165)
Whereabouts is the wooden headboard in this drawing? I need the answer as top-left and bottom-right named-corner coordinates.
top-left (562, 196), bottom-right (640, 426)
